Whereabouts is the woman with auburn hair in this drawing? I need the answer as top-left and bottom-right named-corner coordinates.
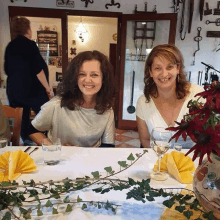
top-left (30, 50), bottom-right (115, 147)
top-left (4, 16), bottom-right (53, 145)
top-left (136, 44), bottom-right (204, 148)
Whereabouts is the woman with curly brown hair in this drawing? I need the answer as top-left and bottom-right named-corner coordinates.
top-left (30, 50), bottom-right (115, 147)
top-left (136, 44), bottom-right (203, 148)
top-left (4, 16), bottom-right (53, 145)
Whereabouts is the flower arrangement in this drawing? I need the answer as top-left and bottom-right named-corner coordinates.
top-left (167, 81), bottom-right (220, 165)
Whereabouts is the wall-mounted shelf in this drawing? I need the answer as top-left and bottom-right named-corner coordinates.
top-left (37, 30), bottom-right (58, 56)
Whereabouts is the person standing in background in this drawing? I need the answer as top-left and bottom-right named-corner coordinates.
top-left (4, 16), bottom-right (54, 145)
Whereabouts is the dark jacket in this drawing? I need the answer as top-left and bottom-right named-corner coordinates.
top-left (4, 35), bottom-right (49, 104)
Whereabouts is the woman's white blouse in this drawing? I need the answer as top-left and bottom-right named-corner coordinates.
top-left (136, 84), bottom-right (204, 148)
top-left (31, 97), bottom-right (115, 147)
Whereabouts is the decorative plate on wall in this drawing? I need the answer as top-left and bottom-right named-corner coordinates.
top-left (112, 33), bottom-right (117, 41)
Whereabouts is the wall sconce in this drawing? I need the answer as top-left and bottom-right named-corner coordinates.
top-left (75, 17), bottom-right (88, 42)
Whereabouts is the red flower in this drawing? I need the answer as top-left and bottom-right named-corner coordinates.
top-left (166, 119), bottom-right (197, 142)
top-left (185, 126), bottom-right (220, 165)
top-left (195, 81), bottom-right (220, 109)
top-left (188, 106), bottom-right (211, 125)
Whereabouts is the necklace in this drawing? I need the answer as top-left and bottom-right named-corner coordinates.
top-left (153, 96), bottom-right (178, 127)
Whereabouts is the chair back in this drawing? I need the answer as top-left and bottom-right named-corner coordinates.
top-left (3, 105), bottom-right (23, 146)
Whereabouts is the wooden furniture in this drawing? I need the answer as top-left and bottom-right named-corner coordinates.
top-left (37, 30), bottom-right (58, 57)
top-left (118, 13), bottom-right (177, 130)
top-left (3, 106), bottom-right (23, 146)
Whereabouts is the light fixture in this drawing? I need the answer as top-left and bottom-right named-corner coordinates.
top-left (75, 17), bottom-right (88, 43)
top-left (146, 49), bottom-right (152, 54)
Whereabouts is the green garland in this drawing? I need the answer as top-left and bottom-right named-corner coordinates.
top-left (0, 150), bottom-right (214, 220)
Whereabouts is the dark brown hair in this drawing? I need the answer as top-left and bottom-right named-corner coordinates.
top-left (10, 16), bottom-right (30, 39)
top-left (58, 50), bottom-right (115, 114)
top-left (144, 44), bottom-right (189, 102)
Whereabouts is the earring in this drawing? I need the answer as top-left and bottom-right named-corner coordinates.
top-left (177, 74), bottom-right (179, 83)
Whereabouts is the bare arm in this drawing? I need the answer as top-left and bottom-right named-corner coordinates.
top-left (29, 132), bottom-right (47, 146)
top-left (137, 116), bottom-right (150, 148)
top-left (37, 70), bottom-right (54, 99)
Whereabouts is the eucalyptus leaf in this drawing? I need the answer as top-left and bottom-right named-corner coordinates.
top-left (1, 182), bottom-right (11, 187)
top-left (37, 208), bottom-right (43, 216)
top-left (163, 199), bottom-right (175, 208)
top-left (175, 205), bottom-right (186, 213)
top-left (52, 208), bottom-right (58, 214)
top-left (45, 200), bottom-right (53, 207)
top-left (118, 161), bottom-right (128, 168)
top-left (64, 196), bottom-right (70, 203)
top-left (183, 210), bottom-right (193, 219)
top-left (19, 207), bottom-right (28, 214)
top-left (2, 212), bottom-right (11, 220)
top-left (82, 203), bottom-right (87, 210)
top-left (65, 204), bottom-right (72, 212)
top-left (146, 196), bottom-right (155, 201)
top-left (77, 195), bottom-right (82, 202)
top-left (104, 166), bottom-right (112, 173)
top-left (127, 153), bottom-right (135, 161)
top-left (91, 171), bottom-right (100, 178)
top-left (203, 211), bottom-right (215, 220)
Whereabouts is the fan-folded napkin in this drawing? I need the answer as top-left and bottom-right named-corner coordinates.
top-left (0, 150), bottom-right (37, 182)
top-left (153, 151), bottom-right (195, 184)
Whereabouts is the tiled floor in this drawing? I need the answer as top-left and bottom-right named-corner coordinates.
top-left (115, 129), bottom-right (140, 148)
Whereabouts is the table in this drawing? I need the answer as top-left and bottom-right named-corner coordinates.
top-left (0, 147), bottom-right (199, 220)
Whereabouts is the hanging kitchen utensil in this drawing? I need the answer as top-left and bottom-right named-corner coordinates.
top-left (204, 2), bottom-right (212, 15)
top-left (188, 0), bottom-right (194, 33)
top-left (200, 71), bottom-right (203, 85)
top-left (214, 1), bottom-right (220, 15)
top-left (198, 71), bottom-right (201, 85)
top-left (180, 0), bottom-right (187, 40)
top-left (127, 70), bottom-right (136, 114)
top-left (192, 27), bottom-right (202, 65)
top-left (188, 71), bottom-right (191, 82)
top-left (205, 18), bottom-right (220, 26)
top-left (199, 0), bottom-right (205, 21)
top-left (207, 31), bottom-right (220, 38)
top-left (171, 0), bottom-right (180, 13)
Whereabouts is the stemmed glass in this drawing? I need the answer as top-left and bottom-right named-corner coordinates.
top-left (150, 127), bottom-right (172, 181)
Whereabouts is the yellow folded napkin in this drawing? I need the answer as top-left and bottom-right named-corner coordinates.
top-left (153, 151), bottom-right (195, 184)
top-left (0, 150), bottom-right (37, 182)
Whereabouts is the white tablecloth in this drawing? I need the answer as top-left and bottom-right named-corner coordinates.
top-left (0, 147), bottom-right (199, 220)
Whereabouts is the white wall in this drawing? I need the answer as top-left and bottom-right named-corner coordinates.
top-left (0, 0), bottom-right (220, 87)
top-left (68, 16), bottom-right (117, 58)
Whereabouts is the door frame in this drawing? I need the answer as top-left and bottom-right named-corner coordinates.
top-left (8, 6), bottom-right (122, 127)
top-left (118, 13), bottom-right (177, 130)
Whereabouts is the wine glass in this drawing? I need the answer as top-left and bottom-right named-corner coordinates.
top-left (150, 127), bottom-right (172, 181)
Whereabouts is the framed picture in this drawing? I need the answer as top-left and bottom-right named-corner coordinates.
top-left (56, 72), bottom-right (62, 82)
top-left (56, 57), bottom-right (62, 68)
top-left (48, 57), bottom-right (56, 66)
